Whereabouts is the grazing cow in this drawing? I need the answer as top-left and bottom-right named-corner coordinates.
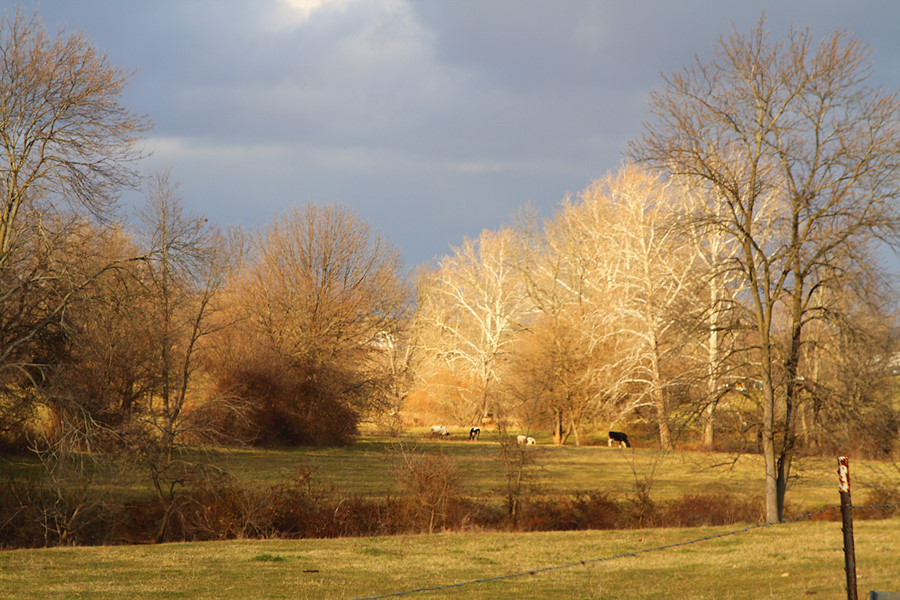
top-left (516, 434), bottom-right (536, 445)
top-left (469, 427), bottom-right (481, 441)
top-left (608, 431), bottom-right (630, 448)
top-left (430, 425), bottom-right (450, 439)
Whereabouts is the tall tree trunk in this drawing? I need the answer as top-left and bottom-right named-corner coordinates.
top-left (653, 389), bottom-right (672, 450)
top-left (703, 277), bottom-right (723, 450)
top-left (754, 295), bottom-right (781, 523)
top-left (552, 407), bottom-right (565, 445)
top-left (762, 382), bottom-right (779, 521)
top-left (775, 262), bottom-right (805, 522)
top-left (703, 399), bottom-right (718, 450)
top-left (649, 339), bottom-right (672, 450)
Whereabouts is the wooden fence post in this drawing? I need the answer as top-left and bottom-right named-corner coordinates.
top-left (838, 456), bottom-right (858, 600)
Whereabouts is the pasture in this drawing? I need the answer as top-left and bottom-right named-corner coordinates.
top-left (2, 519), bottom-right (899, 599)
top-left (2, 429), bottom-right (900, 598)
top-left (201, 430), bottom-right (900, 512)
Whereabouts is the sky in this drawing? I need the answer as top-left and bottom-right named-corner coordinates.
top-left (16, 1), bottom-right (900, 268)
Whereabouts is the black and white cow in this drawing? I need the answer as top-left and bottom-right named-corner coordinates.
top-left (469, 427), bottom-right (481, 441)
top-left (608, 431), bottom-right (631, 448)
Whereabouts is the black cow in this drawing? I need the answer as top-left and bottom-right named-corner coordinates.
top-left (469, 427), bottom-right (481, 441)
top-left (608, 431), bottom-right (631, 448)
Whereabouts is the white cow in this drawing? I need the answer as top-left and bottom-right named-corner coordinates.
top-left (430, 425), bottom-right (450, 439)
top-left (516, 434), bottom-right (536, 445)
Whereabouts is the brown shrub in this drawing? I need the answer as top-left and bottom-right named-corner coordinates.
top-left (205, 360), bottom-right (359, 447)
top-left (622, 481), bottom-right (659, 528)
top-left (574, 492), bottom-right (624, 529)
top-left (662, 493), bottom-right (763, 527)
top-left (857, 486), bottom-right (900, 519)
top-left (0, 477), bottom-right (116, 548)
top-left (1, 457), bottom-right (831, 549)
top-left (517, 492), bottom-right (622, 531)
top-left (117, 499), bottom-right (164, 543)
top-left (393, 447), bottom-right (467, 533)
top-left (807, 506), bottom-right (841, 522)
top-left (518, 495), bottom-right (580, 531)
top-left (175, 468), bottom-right (380, 540)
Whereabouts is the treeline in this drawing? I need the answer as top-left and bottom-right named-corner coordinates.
top-left (411, 166), bottom-right (900, 460)
top-left (411, 17), bottom-right (900, 523)
top-left (1, 183), bottom-right (411, 453)
top-left (0, 10), bottom-right (412, 457)
top-left (2, 7), bottom-right (900, 532)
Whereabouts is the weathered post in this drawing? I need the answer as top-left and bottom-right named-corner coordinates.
top-left (838, 456), bottom-right (858, 600)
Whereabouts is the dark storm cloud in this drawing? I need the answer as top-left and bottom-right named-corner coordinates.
top-left (12, 1), bottom-right (900, 266)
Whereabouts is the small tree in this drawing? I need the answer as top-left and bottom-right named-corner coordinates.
top-left (129, 172), bottom-right (235, 542)
top-left (495, 419), bottom-right (537, 527)
top-left (393, 441), bottom-right (463, 534)
top-left (512, 211), bottom-right (608, 446)
top-left (39, 224), bottom-right (153, 447)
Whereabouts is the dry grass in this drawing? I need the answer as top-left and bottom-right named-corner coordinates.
top-left (2, 429), bottom-right (899, 597)
top-left (1, 518), bottom-right (898, 599)
top-left (191, 433), bottom-right (900, 515)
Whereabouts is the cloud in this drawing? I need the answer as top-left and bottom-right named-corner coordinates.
top-left (267, 0), bottom-right (335, 29)
top-left (265, 0), bottom-right (389, 31)
top-left (28, 0), bottom-right (900, 268)
top-left (143, 136), bottom-right (291, 163)
top-left (285, 0), bottom-right (330, 19)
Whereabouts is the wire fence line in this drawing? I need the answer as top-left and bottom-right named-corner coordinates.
top-left (351, 502), bottom-right (900, 600)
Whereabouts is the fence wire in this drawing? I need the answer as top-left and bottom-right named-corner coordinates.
top-left (351, 501), bottom-right (900, 600)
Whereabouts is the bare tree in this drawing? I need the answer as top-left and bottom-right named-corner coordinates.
top-left (511, 208), bottom-right (627, 445)
top-left (630, 17), bottom-right (900, 521)
top-left (790, 284), bottom-right (899, 456)
top-left (10, 173), bottom-right (227, 544)
top-left (138, 171), bottom-right (233, 454)
top-left (531, 168), bottom-right (698, 449)
top-left (414, 228), bottom-right (532, 426)
top-left (0, 9), bottom-right (148, 258)
top-left (130, 172), bottom-right (238, 541)
top-left (674, 179), bottom-right (758, 450)
top-left (39, 224), bottom-right (153, 447)
top-left (371, 323), bottom-right (416, 435)
top-left (0, 9), bottom-right (149, 442)
top-left (596, 167), bottom-right (699, 450)
top-left (237, 204), bottom-right (409, 444)
top-left (502, 312), bottom-right (601, 445)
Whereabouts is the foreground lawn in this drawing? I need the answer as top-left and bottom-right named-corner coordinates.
top-left (2, 518), bottom-right (898, 599)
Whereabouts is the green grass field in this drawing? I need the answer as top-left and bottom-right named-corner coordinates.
top-left (2, 519), bottom-right (898, 599)
top-left (199, 431), bottom-right (900, 513)
top-left (2, 431), bottom-right (900, 599)
top-left (7, 429), bottom-right (896, 511)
